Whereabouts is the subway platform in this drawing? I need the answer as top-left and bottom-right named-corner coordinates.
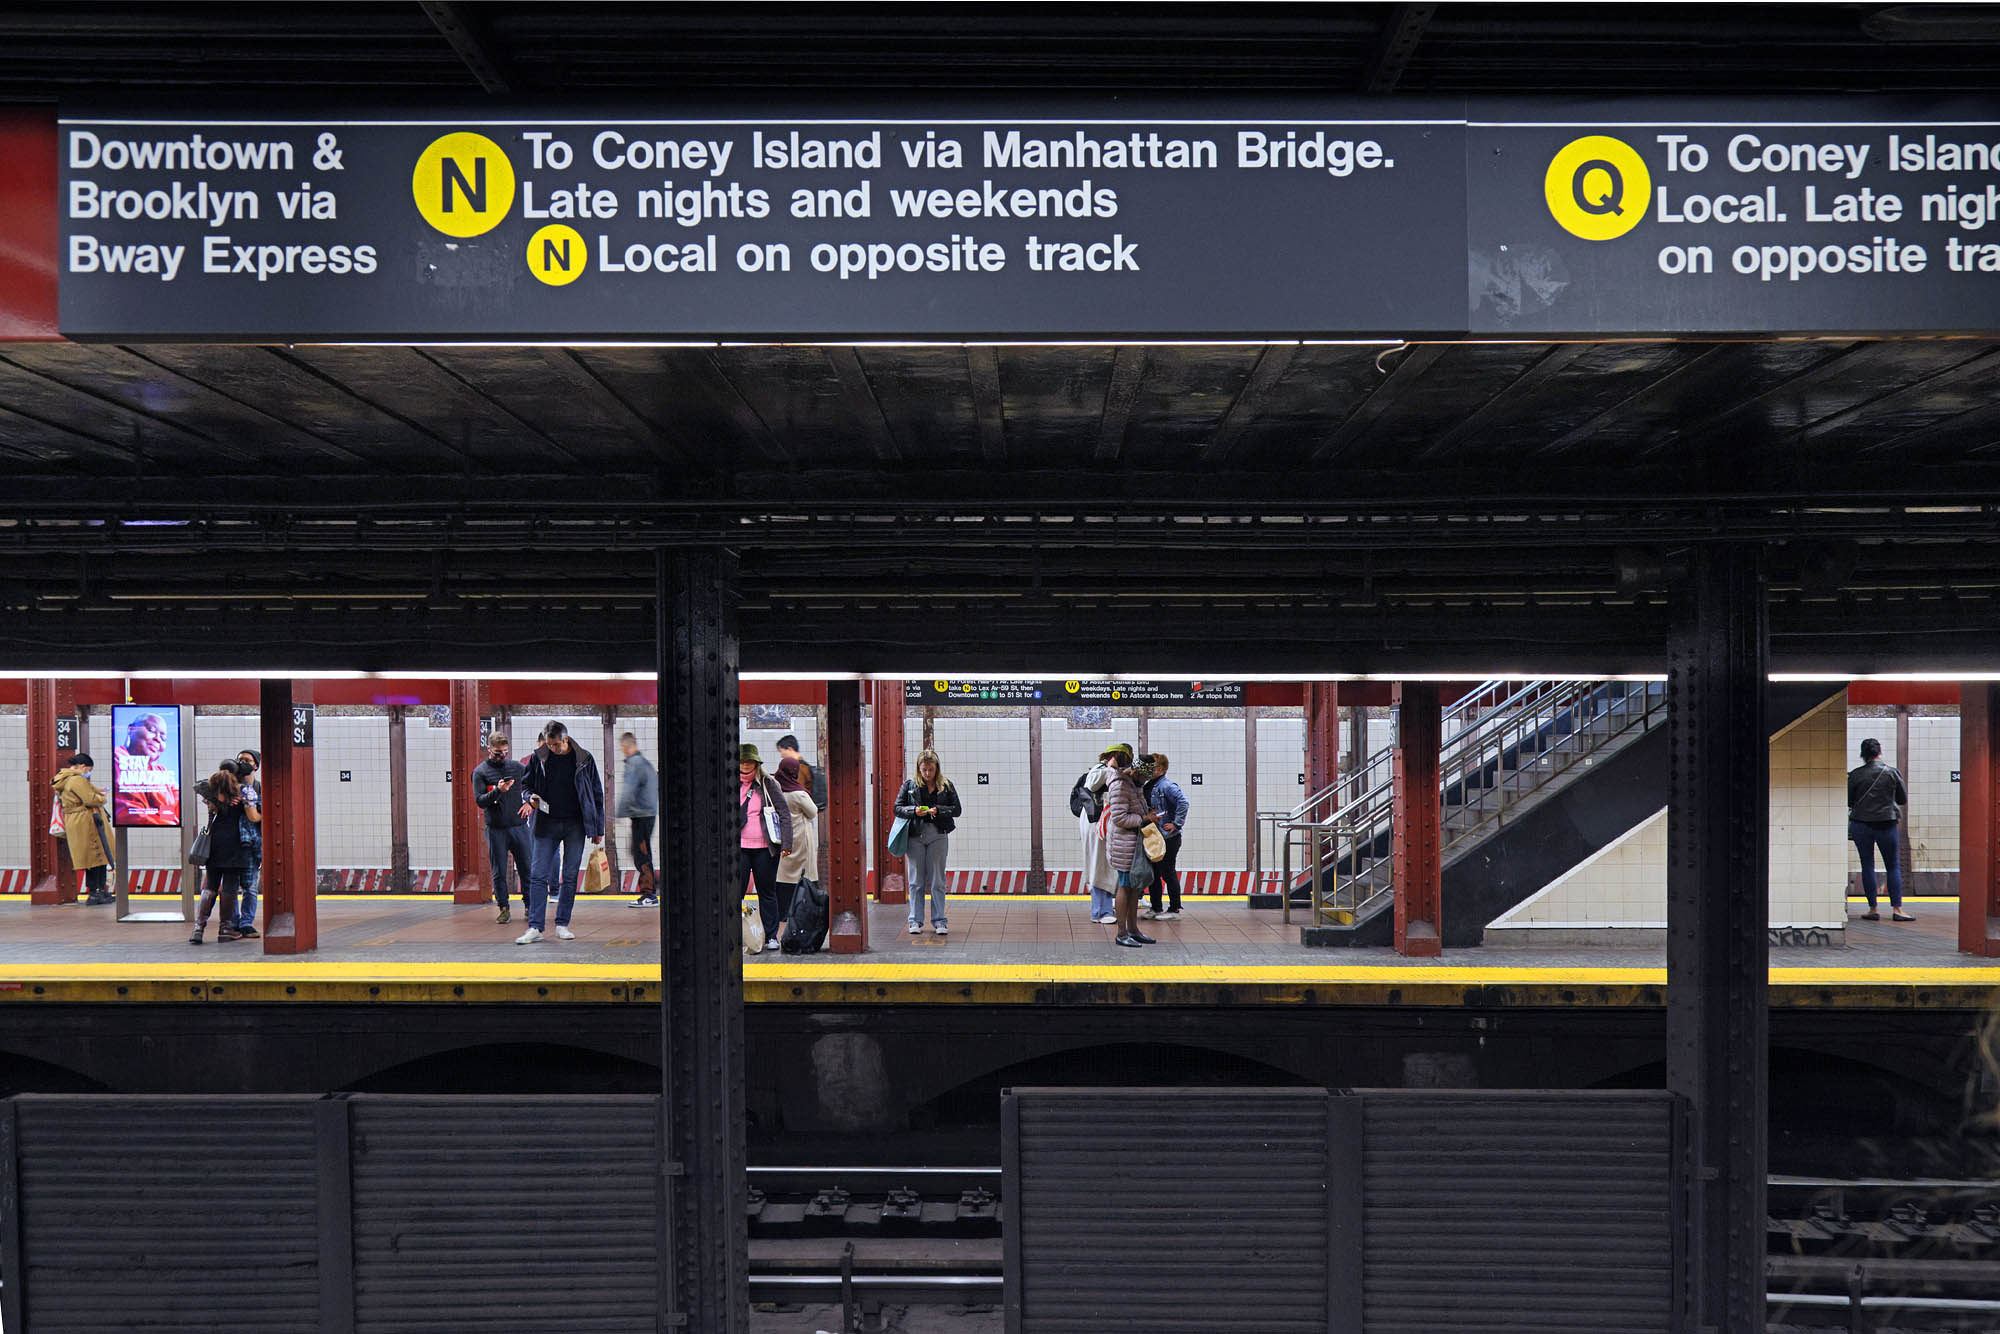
top-left (0, 892), bottom-right (1990, 1008)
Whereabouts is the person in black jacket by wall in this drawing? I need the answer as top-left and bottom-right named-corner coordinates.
top-left (1848, 737), bottom-right (1913, 922)
top-left (473, 732), bottom-right (532, 925)
top-left (895, 748), bottom-right (962, 937)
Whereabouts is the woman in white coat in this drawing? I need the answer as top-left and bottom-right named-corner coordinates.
top-left (1078, 744), bottom-right (1126, 924)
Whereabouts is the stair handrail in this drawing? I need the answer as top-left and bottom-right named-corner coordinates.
top-left (1310, 678), bottom-right (1665, 923)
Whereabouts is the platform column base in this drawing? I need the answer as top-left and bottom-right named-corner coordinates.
top-left (261, 911), bottom-right (307, 954)
top-left (452, 871), bottom-right (489, 905)
top-left (828, 909), bottom-right (865, 955)
top-left (873, 870), bottom-right (907, 905)
top-left (29, 873), bottom-right (77, 906)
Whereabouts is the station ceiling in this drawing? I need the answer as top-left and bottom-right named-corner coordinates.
top-left (2, 337), bottom-right (1998, 673)
top-left (4, 3), bottom-right (2000, 99)
top-left (4, 4), bottom-right (2000, 672)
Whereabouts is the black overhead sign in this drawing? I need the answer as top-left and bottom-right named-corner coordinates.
top-left (907, 680), bottom-right (1246, 706)
top-left (57, 103), bottom-right (1465, 340)
top-left (54, 99), bottom-right (2000, 340)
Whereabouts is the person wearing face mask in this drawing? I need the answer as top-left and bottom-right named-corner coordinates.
top-left (513, 721), bottom-right (605, 945)
top-left (473, 732), bottom-right (532, 925)
top-left (230, 749), bottom-right (264, 939)
top-left (54, 753), bottom-right (116, 906)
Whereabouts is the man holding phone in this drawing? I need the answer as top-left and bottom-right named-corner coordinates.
top-left (513, 721), bottom-right (604, 945)
top-left (473, 732), bottom-right (532, 924)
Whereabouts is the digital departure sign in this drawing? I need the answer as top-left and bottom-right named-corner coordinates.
top-left (110, 704), bottom-right (182, 828)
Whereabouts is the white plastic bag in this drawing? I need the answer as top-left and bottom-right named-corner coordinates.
top-left (741, 901), bottom-right (766, 957)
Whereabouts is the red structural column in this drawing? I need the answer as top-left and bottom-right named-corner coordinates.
top-left (825, 679), bottom-right (868, 953)
top-left (869, 680), bottom-right (907, 903)
top-left (1305, 682), bottom-right (1341, 802)
top-left (27, 678), bottom-right (77, 905)
top-left (1958, 683), bottom-right (2000, 956)
top-left (1392, 682), bottom-right (1443, 957)
top-left (259, 679), bottom-right (318, 955)
top-left (450, 678), bottom-right (492, 903)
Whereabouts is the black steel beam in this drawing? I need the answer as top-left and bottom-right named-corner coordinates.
top-left (1358, 2), bottom-right (1435, 93)
top-left (657, 547), bottom-right (747, 1333)
top-left (1205, 342), bottom-right (1297, 466)
top-left (1094, 346), bottom-right (1146, 462)
top-left (1665, 542), bottom-right (1769, 1334)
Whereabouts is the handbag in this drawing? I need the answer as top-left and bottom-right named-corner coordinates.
top-left (48, 796), bottom-right (64, 838)
top-left (189, 817), bottom-right (213, 867)
top-left (582, 845), bottom-right (611, 894)
top-left (1126, 852), bottom-right (1155, 891)
top-left (1141, 822), bottom-right (1167, 863)
top-left (886, 816), bottom-right (911, 860)
top-left (762, 793), bottom-right (785, 847)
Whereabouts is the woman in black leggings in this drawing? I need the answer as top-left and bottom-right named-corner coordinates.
top-left (190, 765), bottom-right (251, 944)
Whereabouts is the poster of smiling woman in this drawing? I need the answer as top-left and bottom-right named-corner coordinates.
top-left (111, 704), bottom-right (182, 828)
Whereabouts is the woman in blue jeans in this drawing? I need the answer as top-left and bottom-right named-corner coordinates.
top-left (896, 750), bottom-right (961, 936)
top-left (1847, 737), bottom-right (1912, 922)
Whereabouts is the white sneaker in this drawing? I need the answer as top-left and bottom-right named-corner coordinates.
top-left (1091, 914), bottom-right (1118, 925)
top-left (554, 925), bottom-right (575, 941)
top-left (933, 923), bottom-right (948, 936)
top-left (1140, 907), bottom-right (1160, 919)
top-left (908, 922), bottom-right (922, 934)
top-left (765, 938), bottom-right (782, 951)
top-left (1156, 909), bottom-right (1181, 920)
top-left (515, 927), bottom-right (543, 945)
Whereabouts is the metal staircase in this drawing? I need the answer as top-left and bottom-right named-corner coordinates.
top-left (1254, 679), bottom-right (1668, 936)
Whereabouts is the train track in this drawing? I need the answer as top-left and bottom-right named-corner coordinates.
top-left (747, 1167), bottom-right (2000, 1328)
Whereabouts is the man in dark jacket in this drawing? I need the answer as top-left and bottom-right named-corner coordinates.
top-left (1848, 737), bottom-right (1912, 922)
top-left (472, 732), bottom-right (532, 925)
top-left (513, 720), bottom-right (605, 944)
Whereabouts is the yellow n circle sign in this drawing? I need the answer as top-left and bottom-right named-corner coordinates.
top-left (412, 132), bottom-right (515, 237)
top-left (527, 224), bottom-right (587, 286)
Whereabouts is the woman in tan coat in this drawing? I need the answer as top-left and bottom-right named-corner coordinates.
top-left (772, 758), bottom-right (820, 948)
top-left (53, 754), bottom-right (115, 905)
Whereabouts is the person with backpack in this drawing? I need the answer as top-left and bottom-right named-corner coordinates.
top-left (1101, 748), bottom-right (1158, 948)
top-left (1848, 737), bottom-right (1913, 922)
top-left (1073, 746), bottom-right (1121, 924)
top-left (738, 744), bottom-right (795, 951)
top-left (896, 748), bottom-right (961, 936)
top-left (617, 732), bottom-right (660, 909)
top-left (53, 753), bottom-right (115, 906)
top-left (230, 750), bottom-right (264, 939)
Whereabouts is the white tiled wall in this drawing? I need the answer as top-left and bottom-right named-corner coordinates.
top-left (407, 713), bottom-right (452, 868)
top-left (1495, 696), bottom-right (1850, 930)
top-left (0, 712), bottom-right (26, 870)
top-left (1905, 717), bottom-right (1959, 871)
top-left (315, 713), bottom-right (391, 867)
top-left (1148, 717), bottom-right (1244, 869)
top-left (903, 715), bottom-right (1030, 867)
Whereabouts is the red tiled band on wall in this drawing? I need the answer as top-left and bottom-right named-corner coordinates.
top-left (4, 867), bottom-right (1255, 895)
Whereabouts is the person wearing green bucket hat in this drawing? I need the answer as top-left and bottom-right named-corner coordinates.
top-left (737, 743), bottom-right (795, 951)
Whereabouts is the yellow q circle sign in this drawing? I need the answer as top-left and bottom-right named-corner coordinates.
top-left (1544, 135), bottom-right (1651, 241)
top-left (412, 132), bottom-right (516, 237)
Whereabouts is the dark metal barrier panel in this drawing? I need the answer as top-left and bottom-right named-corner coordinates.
top-left (1002, 1087), bottom-right (1340, 1334)
top-left (1360, 1090), bottom-right (1676, 1334)
top-left (346, 1095), bottom-right (661, 1334)
top-left (5, 1094), bottom-right (323, 1333)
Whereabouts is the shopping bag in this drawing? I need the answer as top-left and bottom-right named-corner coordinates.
top-left (48, 797), bottom-right (64, 838)
top-left (1141, 822), bottom-right (1167, 862)
top-left (741, 901), bottom-right (766, 956)
top-left (582, 845), bottom-right (611, 894)
top-left (886, 816), bottom-right (912, 860)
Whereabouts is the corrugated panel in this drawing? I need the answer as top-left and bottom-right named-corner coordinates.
top-left (348, 1095), bottom-right (660, 1334)
top-left (13, 1095), bottom-right (321, 1333)
top-left (1007, 1087), bottom-right (1331, 1334)
top-left (1361, 1091), bottom-right (1675, 1334)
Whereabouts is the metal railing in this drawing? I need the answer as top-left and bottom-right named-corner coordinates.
top-left (1254, 679), bottom-right (1668, 927)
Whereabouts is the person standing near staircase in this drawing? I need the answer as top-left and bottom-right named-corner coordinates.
top-left (1848, 737), bottom-right (1912, 923)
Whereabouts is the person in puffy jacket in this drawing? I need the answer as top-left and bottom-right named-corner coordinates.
top-left (1848, 737), bottom-right (1912, 922)
top-left (895, 749), bottom-right (962, 936)
top-left (1101, 749), bottom-right (1157, 949)
top-left (513, 721), bottom-right (605, 946)
top-left (53, 754), bottom-right (114, 906)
